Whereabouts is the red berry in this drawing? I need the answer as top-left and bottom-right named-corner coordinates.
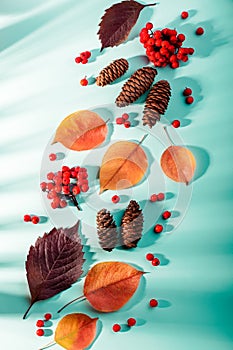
top-left (47, 182), bottom-right (54, 191)
top-left (36, 320), bottom-right (44, 327)
top-left (31, 216), bottom-right (39, 224)
top-left (183, 87), bottom-right (192, 96)
top-left (75, 56), bottom-right (82, 64)
top-left (177, 33), bottom-right (185, 42)
top-left (59, 199), bottom-right (67, 208)
top-left (62, 166), bottom-right (70, 172)
top-left (196, 27), bottom-right (204, 35)
top-left (188, 47), bottom-right (195, 55)
top-left (71, 171), bottom-right (77, 178)
top-left (62, 185), bottom-right (70, 194)
top-left (152, 258), bottom-right (160, 266)
top-left (186, 96), bottom-right (194, 104)
top-left (36, 329), bottom-right (44, 337)
top-left (24, 214), bottom-right (31, 222)
top-left (146, 253), bottom-right (154, 261)
top-left (51, 198), bottom-right (60, 209)
top-left (73, 186), bottom-right (81, 196)
top-left (112, 324), bottom-right (121, 332)
top-left (63, 171), bottom-right (71, 179)
top-left (112, 195), bottom-right (120, 204)
top-left (80, 52), bottom-right (87, 59)
top-left (116, 117), bottom-right (124, 125)
top-left (80, 78), bottom-right (88, 86)
top-left (181, 55), bottom-right (188, 62)
top-left (47, 172), bottom-right (54, 181)
top-left (81, 184), bottom-right (89, 192)
top-left (124, 121), bottom-right (131, 128)
top-left (63, 177), bottom-right (70, 185)
top-left (84, 51), bottom-right (91, 59)
top-left (122, 113), bottom-right (129, 120)
top-left (171, 61), bottom-right (179, 69)
top-left (148, 38), bottom-right (155, 46)
top-left (170, 54), bottom-right (177, 63)
top-left (40, 182), bottom-right (47, 191)
top-left (75, 166), bottom-right (80, 173)
top-left (146, 22), bottom-right (153, 30)
top-left (54, 176), bottom-right (62, 185)
top-left (44, 313), bottom-right (52, 321)
top-left (81, 59), bottom-right (88, 64)
top-left (154, 224), bottom-right (163, 233)
top-left (54, 185), bottom-right (62, 193)
top-left (162, 210), bottom-right (171, 220)
top-left (127, 318), bottom-right (136, 327)
top-left (157, 193), bottom-right (165, 201)
top-left (49, 153), bottom-right (56, 161)
top-left (150, 194), bottom-right (157, 202)
top-left (172, 120), bottom-right (180, 128)
top-left (149, 299), bottom-right (158, 307)
top-left (181, 11), bottom-right (189, 19)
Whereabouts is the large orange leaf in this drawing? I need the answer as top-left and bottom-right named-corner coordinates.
top-left (54, 313), bottom-right (98, 350)
top-left (52, 110), bottom-right (108, 151)
top-left (84, 261), bottom-right (144, 312)
top-left (99, 138), bottom-right (148, 193)
top-left (160, 145), bottom-right (196, 184)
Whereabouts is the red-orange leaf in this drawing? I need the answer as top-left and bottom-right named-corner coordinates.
top-left (52, 110), bottom-right (108, 151)
top-left (54, 313), bottom-right (98, 350)
top-left (84, 261), bottom-right (144, 312)
top-left (160, 145), bottom-right (196, 184)
top-left (98, 1), bottom-right (157, 51)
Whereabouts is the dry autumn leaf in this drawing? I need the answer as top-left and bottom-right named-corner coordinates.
top-left (98, 1), bottom-right (157, 51)
top-left (161, 145), bottom-right (196, 184)
top-left (58, 261), bottom-right (144, 313)
top-left (52, 110), bottom-right (108, 151)
top-left (99, 136), bottom-right (148, 193)
top-left (40, 313), bottom-right (98, 350)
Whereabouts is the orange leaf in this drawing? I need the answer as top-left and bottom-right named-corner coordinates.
top-left (52, 110), bottom-right (108, 151)
top-left (55, 313), bottom-right (98, 350)
top-left (84, 261), bottom-right (144, 312)
top-left (160, 145), bottom-right (196, 184)
top-left (99, 137), bottom-right (148, 193)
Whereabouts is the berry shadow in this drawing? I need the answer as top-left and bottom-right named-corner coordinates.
top-left (171, 210), bottom-right (180, 219)
top-left (152, 253), bottom-right (170, 266)
top-left (39, 216), bottom-right (49, 224)
top-left (87, 75), bottom-right (97, 85)
top-left (166, 191), bottom-right (175, 200)
top-left (157, 299), bottom-right (172, 308)
top-left (187, 146), bottom-right (210, 183)
top-left (88, 48), bottom-right (105, 63)
top-left (129, 112), bottom-right (140, 127)
top-left (44, 329), bottom-right (53, 337)
top-left (44, 320), bottom-right (53, 327)
top-left (56, 152), bottom-right (66, 161)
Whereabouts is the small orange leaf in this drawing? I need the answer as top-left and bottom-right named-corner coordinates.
top-left (84, 261), bottom-right (144, 312)
top-left (160, 145), bottom-right (196, 184)
top-left (55, 313), bottom-right (98, 350)
top-left (52, 110), bottom-right (108, 151)
top-left (99, 138), bottom-right (148, 193)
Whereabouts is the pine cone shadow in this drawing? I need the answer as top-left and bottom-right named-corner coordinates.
top-left (78, 221), bottom-right (96, 277)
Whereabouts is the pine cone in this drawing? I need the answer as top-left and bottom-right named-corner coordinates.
top-left (121, 200), bottom-right (143, 249)
top-left (142, 80), bottom-right (171, 128)
top-left (115, 67), bottom-right (157, 107)
top-left (96, 209), bottom-right (118, 251)
top-left (96, 58), bottom-right (129, 87)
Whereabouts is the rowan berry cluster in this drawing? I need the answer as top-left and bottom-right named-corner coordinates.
top-left (140, 22), bottom-right (194, 68)
top-left (75, 51), bottom-right (91, 64)
top-left (40, 165), bottom-right (89, 210)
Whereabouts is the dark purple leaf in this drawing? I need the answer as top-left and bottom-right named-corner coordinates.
top-left (23, 221), bottom-right (84, 319)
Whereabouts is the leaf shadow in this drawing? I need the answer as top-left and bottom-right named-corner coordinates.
top-left (127, 4), bottom-right (155, 42)
top-left (187, 146), bottom-right (210, 183)
top-left (0, 292), bottom-right (28, 314)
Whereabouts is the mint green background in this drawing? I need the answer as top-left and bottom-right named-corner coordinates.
top-left (0, 0), bottom-right (233, 349)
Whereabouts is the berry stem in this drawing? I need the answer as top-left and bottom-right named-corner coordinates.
top-left (163, 126), bottom-right (175, 145)
top-left (57, 295), bottom-right (86, 313)
top-left (70, 194), bottom-right (81, 211)
top-left (23, 302), bottom-right (34, 319)
top-left (39, 340), bottom-right (56, 350)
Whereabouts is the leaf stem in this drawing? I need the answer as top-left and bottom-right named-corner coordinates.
top-left (57, 295), bottom-right (85, 313)
top-left (143, 2), bottom-right (158, 7)
top-left (39, 341), bottom-right (56, 350)
top-left (70, 194), bottom-right (81, 211)
top-left (139, 133), bottom-right (148, 145)
top-left (163, 126), bottom-right (175, 145)
top-left (23, 302), bottom-right (33, 319)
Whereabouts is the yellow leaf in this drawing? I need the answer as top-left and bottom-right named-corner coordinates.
top-left (55, 313), bottom-right (98, 350)
top-left (52, 110), bottom-right (108, 151)
top-left (99, 138), bottom-right (148, 193)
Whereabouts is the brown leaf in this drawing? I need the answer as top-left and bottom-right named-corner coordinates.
top-left (52, 110), bottom-right (108, 151)
top-left (55, 313), bottom-right (98, 350)
top-left (98, 1), bottom-right (157, 51)
top-left (99, 135), bottom-right (148, 193)
top-left (23, 222), bottom-right (84, 319)
top-left (84, 261), bottom-right (144, 312)
top-left (160, 145), bottom-right (196, 184)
